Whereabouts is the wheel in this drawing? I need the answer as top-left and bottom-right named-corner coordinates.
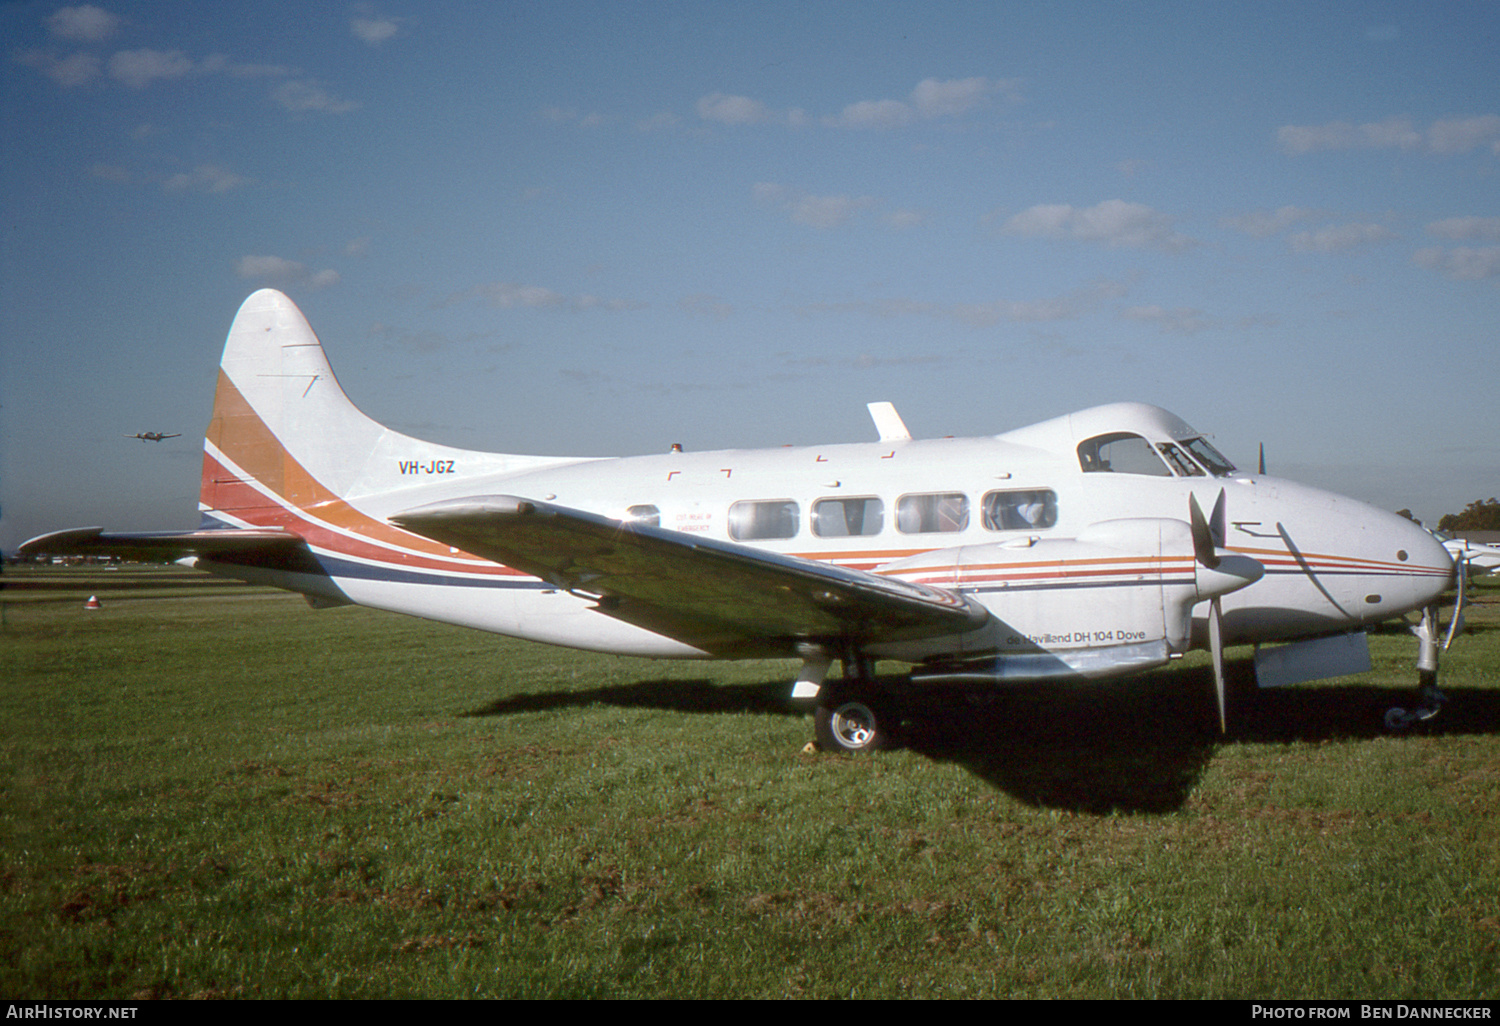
top-left (814, 696), bottom-right (897, 753)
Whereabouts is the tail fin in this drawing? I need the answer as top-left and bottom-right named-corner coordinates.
top-left (200, 289), bottom-right (380, 524)
top-left (199, 289), bottom-right (567, 532)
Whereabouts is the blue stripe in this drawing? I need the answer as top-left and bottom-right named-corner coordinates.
top-left (315, 552), bottom-right (551, 591)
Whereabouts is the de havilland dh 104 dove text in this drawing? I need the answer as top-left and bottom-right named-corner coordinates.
top-left (23, 290), bottom-right (1463, 750)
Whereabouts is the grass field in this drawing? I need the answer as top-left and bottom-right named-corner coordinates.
top-left (2, 566), bottom-right (1497, 999)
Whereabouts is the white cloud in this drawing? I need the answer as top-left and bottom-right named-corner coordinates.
top-left (163, 164), bottom-right (251, 194)
top-left (236, 255), bottom-right (340, 290)
top-left (443, 282), bottom-right (642, 312)
top-left (999, 199), bottom-right (1195, 251)
top-left (753, 183), bottom-right (876, 229)
top-left (29, 51), bottom-right (102, 87)
top-left (694, 77), bottom-right (1019, 131)
top-left (636, 111), bottom-right (680, 132)
top-left (680, 294), bottom-right (733, 319)
top-left (696, 93), bottom-right (772, 125)
top-left (1427, 115), bottom-right (1500, 155)
top-left (1413, 246), bottom-right (1500, 281)
top-left (1426, 217), bottom-right (1500, 242)
top-left (1120, 305), bottom-right (1211, 334)
top-left (1220, 206), bottom-right (1319, 238)
top-left (108, 49), bottom-right (193, 89)
top-left (198, 54), bottom-right (297, 79)
top-left (273, 80), bottom-right (359, 114)
top-left (351, 14), bottom-right (402, 46)
top-left (1278, 115), bottom-right (1500, 156)
top-left (912, 76), bottom-right (1011, 117)
top-left (1287, 222), bottom-right (1397, 253)
top-left (832, 76), bottom-right (1021, 129)
top-left (836, 98), bottom-right (914, 129)
top-left (48, 5), bottom-right (120, 42)
top-left (884, 208), bottom-right (929, 230)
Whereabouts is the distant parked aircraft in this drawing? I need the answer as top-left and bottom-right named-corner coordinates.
top-left (126, 432), bottom-right (181, 442)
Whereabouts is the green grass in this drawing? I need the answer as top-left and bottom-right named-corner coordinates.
top-left (2, 569), bottom-right (1497, 998)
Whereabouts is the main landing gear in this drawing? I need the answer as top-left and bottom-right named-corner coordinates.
top-left (814, 689), bottom-right (900, 753)
top-left (799, 648), bottom-right (901, 753)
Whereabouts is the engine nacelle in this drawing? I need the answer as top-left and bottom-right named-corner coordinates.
top-left (872, 518), bottom-right (1261, 683)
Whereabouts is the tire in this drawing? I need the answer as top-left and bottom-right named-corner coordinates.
top-left (814, 695), bottom-right (897, 753)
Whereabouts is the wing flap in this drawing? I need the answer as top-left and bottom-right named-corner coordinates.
top-left (390, 495), bottom-right (988, 656)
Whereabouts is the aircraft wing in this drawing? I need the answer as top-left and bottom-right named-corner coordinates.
top-left (391, 495), bottom-right (990, 657)
top-left (18, 527), bottom-right (315, 570)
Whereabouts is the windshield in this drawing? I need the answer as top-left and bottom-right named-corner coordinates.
top-left (1183, 437), bottom-right (1236, 476)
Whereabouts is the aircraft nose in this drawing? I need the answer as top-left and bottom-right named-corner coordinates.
top-left (1389, 513), bottom-right (1456, 612)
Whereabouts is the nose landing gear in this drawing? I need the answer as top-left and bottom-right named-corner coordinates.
top-left (1385, 579), bottom-right (1463, 730)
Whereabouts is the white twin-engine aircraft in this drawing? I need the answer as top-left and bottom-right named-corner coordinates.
top-left (24, 290), bottom-right (1460, 751)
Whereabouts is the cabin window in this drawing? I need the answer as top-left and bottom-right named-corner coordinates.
top-left (1077, 432), bottom-right (1172, 476)
top-left (982, 489), bottom-right (1058, 530)
top-left (728, 499), bottom-right (800, 541)
top-left (1156, 443), bottom-right (1206, 477)
top-left (896, 492), bottom-right (969, 534)
top-left (625, 505), bottom-right (660, 528)
top-left (1184, 437), bottom-right (1236, 476)
top-left (812, 497), bottom-right (884, 537)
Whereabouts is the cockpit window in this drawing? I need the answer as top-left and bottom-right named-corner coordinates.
top-left (1077, 433), bottom-right (1172, 476)
top-left (1183, 437), bottom-right (1236, 476)
top-left (1157, 442), bottom-right (1206, 477)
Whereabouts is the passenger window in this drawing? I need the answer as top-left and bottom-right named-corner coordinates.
top-left (982, 489), bottom-right (1058, 530)
top-left (625, 505), bottom-right (660, 528)
top-left (896, 493), bottom-right (969, 534)
top-left (728, 500), bottom-right (799, 541)
top-left (1078, 433), bottom-right (1172, 476)
top-left (812, 497), bottom-right (884, 537)
top-left (1156, 443), bottom-right (1205, 477)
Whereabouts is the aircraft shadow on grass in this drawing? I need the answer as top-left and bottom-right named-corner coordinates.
top-left (464, 658), bottom-right (1500, 815)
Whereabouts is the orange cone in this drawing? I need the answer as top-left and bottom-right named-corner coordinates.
top-left (84, 595), bottom-right (102, 610)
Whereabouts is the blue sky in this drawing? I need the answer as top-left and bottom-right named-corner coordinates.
top-left (3, 1), bottom-right (1498, 552)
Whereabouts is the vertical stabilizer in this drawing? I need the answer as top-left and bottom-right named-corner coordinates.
top-left (202, 290), bottom-right (382, 519)
top-left (199, 289), bottom-right (574, 530)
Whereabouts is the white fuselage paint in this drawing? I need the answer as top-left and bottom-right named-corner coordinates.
top-left (227, 403), bottom-right (1452, 667)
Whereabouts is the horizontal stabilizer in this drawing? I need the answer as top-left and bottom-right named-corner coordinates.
top-left (19, 526), bottom-right (310, 565)
top-left (391, 495), bottom-right (988, 657)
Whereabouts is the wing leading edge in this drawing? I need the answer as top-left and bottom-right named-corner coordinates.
top-left (391, 495), bottom-right (990, 657)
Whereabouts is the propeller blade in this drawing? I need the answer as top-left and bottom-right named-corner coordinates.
top-left (1258, 443), bottom-right (1266, 475)
top-left (1210, 596), bottom-right (1227, 733)
top-left (1210, 488), bottom-right (1227, 548)
top-left (1444, 553), bottom-right (1468, 650)
top-left (1189, 493), bottom-right (1220, 569)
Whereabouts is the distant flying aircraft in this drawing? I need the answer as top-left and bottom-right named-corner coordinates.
top-left (127, 432), bottom-right (181, 442)
top-left (24, 290), bottom-right (1460, 750)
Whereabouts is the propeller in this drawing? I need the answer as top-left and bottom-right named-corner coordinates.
top-left (1190, 489), bottom-right (1237, 733)
top-left (1258, 443), bottom-right (1266, 475)
top-left (1443, 550), bottom-right (1468, 651)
